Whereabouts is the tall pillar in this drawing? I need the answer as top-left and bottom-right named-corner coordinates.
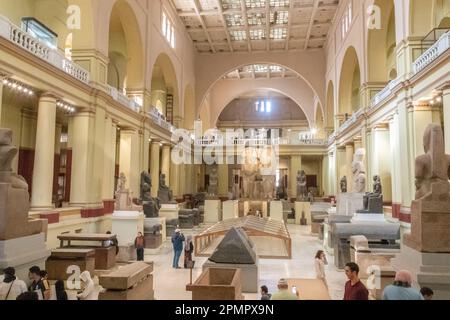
top-left (336, 146), bottom-right (346, 190)
top-left (345, 143), bottom-right (354, 192)
top-left (102, 116), bottom-right (117, 200)
top-left (53, 123), bottom-right (62, 198)
top-left (161, 145), bottom-right (171, 186)
top-left (0, 77), bottom-right (3, 125)
top-left (353, 136), bottom-right (362, 151)
top-left (218, 164), bottom-right (229, 197)
top-left (389, 113), bottom-right (402, 217)
top-left (328, 149), bottom-right (336, 196)
top-left (150, 141), bottom-right (161, 197)
top-left (289, 155), bottom-right (302, 199)
top-left (397, 100), bottom-right (414, 207)
top-left (31, 94), bottom-right (57, 211)
top-left (141, 128), bottom-right (150, 173)
top-left (371, 124), bottom-right (392, 202)
top-left (365, 129), bottom-right (372, 191)
top-left (440, 86), bottom-right (450, 154)
top-left (119, 128), bottom-right (140, 198)
top-left (170, 159), bottom-right (180, 198)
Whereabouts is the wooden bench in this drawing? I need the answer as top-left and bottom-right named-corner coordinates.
top-left (46, 249), bottom-right (95, 280)
top-left (99, 262), bottom-right (154, 300)
top-left (58, 233), bottom-right (118, 270)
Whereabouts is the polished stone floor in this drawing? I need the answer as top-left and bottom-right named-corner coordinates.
top-left (146, 224), bottom-right (346, 300)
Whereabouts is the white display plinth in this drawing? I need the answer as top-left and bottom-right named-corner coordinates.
top-left (112, 211), bottom-right (144, 246)
top-left (261, 201), bottom-right (268, 218)
top-left (323, 222), bottom-right (333, 255)
top-left (295, 202), bottom-right (312, 225)
top-left (223, 200), bottom-right (239, 220)
top-left (159, 204), bottom-right (179, 220)
top-left (204, 200), bottom-right (222, 223)
top-left (144, 217), bottom-right (167, 240)
top-left (337, 193), bottom-right (364, 216)
top-left (0, 233), bottom-right (50, 283)
top-left (270, 201), bottom-right (284, 222)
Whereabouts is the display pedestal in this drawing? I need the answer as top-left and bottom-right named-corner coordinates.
top-left (295, 202), bottom-right (311, 225)
top-left (159, 204), bottom-right (179, 220)
top-left (144, 217), bottom-right (167, 240)
top-left (112, 211), bottom-right (144, 245)
top-left (204, 200), bottom-right (222, 223)
top-left (337, 193), bottom-right (364, 215)
top-left (0, 233), bottom-right (50, 282)
top-left (270, 201), bottom-right (284, 222)
top-left (392, 245), bottom-right (450, 300)
top-left (222, 200), bottom-right (239, 220)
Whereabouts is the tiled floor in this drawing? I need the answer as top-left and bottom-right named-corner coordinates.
top-left (147, 224), bottom-right (346, 300)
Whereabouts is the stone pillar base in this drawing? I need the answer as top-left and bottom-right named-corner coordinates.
top-left (0, 233), bottom-right (50, 284)
top-left (392, 245), bottom-right (450, 300)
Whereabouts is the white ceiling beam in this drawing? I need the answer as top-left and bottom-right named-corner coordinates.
top-left (192, 0), bottom-right (216, 53)
top-left (215, 0), bottom-right (234, 53)
top-left (240, 0), bottom-right (252, 52)
top-left (303, 0), bottom-right (320, 50)
top-left (285, 0), bottom-right (294, 50)
top-left (265, 1), bottom-right (270, 51)
top-left (186, 22), bottom-right (330, 33)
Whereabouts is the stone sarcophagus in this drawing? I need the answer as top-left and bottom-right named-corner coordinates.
top-left (46, 249), bottom-right (95, 280)
top-left (99, 262), bottom-right (154, 300)
top-left (187, 267), bottom-right (243, 300)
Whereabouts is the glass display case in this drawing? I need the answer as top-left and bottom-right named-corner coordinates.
top-left (21, 17), bottom-right (58, 49)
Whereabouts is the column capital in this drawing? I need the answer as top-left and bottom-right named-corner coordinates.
top-left (353, 136), bottom-right (362, 144)
top-left (0, 70), bottom-right (11, 80)
top-left (345, 142), bottom-right (354, 147)
top-left (437, 82), bottom-right (450, 93)
top-left (372, 123), bottom-right (389, 131)
top-left (39, 92), bottom-right (60, 101)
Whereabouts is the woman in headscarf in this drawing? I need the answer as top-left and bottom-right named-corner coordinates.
top-left (382, 270), bottom-right (424, 300)
top-left (0, 267), bottom-right (27, 300)
top-left (77, 271), bottom-right (97, 300)
top-left (184, 235), bottom-right (194, 269)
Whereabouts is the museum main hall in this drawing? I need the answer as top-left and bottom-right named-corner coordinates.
top-left (0, 0), bottom-right (449, 302)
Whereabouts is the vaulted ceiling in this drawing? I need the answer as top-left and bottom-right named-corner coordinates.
top-left (171, 0), bottom-right (340, 54)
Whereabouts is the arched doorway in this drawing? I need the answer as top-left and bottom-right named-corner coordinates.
top-left (338, 46), bottom-right (361, 116)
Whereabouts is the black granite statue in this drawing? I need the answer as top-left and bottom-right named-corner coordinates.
top-left (140, 171), bottom-right (161, 218)
top-left (340, 176), bottom-right (347, 193)
top-left (356, 175), bottom-right (383, 214)
top-left (158, 173), bottom-right (174, 204)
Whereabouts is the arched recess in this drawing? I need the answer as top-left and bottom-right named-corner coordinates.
top-left (151, 53), bottom-right (180, 125)
top-left (409, 0), bottom-right (450, 36)
top-left (367, 0), bottom-right (397, 82)
top-left (107, 0), bottom-right (144, 91)
top-left (315, 102), bottom-right (325, 139)
top-left (183, 85), bottom-right (196, 131)
top-left (326, 81), bottom-right (335, 130)
top-left (338, 46), bottom-right (361, 116)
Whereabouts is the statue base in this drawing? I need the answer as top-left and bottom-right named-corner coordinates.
top-left (0, 233), bottom-right (50, 284)
top-left (295, 202), bottom-right (311, 225)
top-left (351, 213), bottom-right (386, 223)
top-left (112, 211), bottom-right (144, 246)
top-left (336, 193), bottom-right (364, 216)
top-left (392, 244), bottom-right (450, 299)
top-left (159, 204), bottom-right (179, 220)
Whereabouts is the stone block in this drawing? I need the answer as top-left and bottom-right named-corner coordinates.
top-left (46, 249), bottom-right (95, 280)
top-left (187, 267), bottom-right (243, 300)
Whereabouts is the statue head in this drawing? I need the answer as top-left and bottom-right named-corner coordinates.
top-left (141, 171), bottom-right (151, 185)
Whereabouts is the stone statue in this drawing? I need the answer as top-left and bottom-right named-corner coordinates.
top-left (403, 124), bottom-right (450, 252)
top-left (158, 173), bottom-right (174, 204)
top-left (262, 175), bottom-right (275, 200)
top-left (296, 170), bottom-right (308, 201)
top-left (117, 173), bottom-right (126, 192)
top-left (357, 175), bottom-right (383, 214)
top-left (0, 129), bottom-right (43, 240)
top-left (340, 176), bottom-right (347, 193)
top-left (352, 149), bottom-right (366, 193)
top-left (140, 171), bottom-right (161, 218)
top-left (208, 166), bottom-right (218, 196)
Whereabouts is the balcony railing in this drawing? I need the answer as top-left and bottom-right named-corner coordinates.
top-left (338, 108), bottom-right (365, 133)
top-left (371, 76), bottom-right (402, 107)
top-left (0, 15), bottom-right (90, 84)
top-left (413, 30), bottom-right (450, 74)
top-left (148, 107), bottom-right (175, 133)
top-left (194, 137), bottom-right (327, 147)
top-left (106, 85), bottom-right (141, 113)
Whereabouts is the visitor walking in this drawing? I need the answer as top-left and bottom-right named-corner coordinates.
top-left (260, 285), bottom-right (272, 300)
top-left (171, 229), bottom-right (185, 269)
top-left (343, 262), bottom-right (369, 300)
top-left (28, 266), bottom-right (51, 300)
top-left (314, 250), bottom-right (328, 286)
top-left (184, 235), bottom-right (194, 268)
top-left (382, 270), bottom-right (424, 300)
top-left (135, 232), bottom-right (146, 261)
top-left (0, 267), bottom-right (27, 300)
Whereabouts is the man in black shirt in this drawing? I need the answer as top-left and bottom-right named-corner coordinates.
top-left (28, 266), bottom-right (50, 300)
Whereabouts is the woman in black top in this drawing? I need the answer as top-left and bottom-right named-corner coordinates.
top-left (184, 235), bottom-right (194, 268)
top-left (55, 280), bottom-right (68, 300)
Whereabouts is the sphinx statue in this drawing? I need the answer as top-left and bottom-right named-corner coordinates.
top-left (340, 176), bottom-right (348, 193)
top-left (296, 170), bottom-right (308, 201)
top-left (352, 149), bottom-right (366, 193)
top-left (140, 171), bottom-right (161, 218)
top-left (0, 129), bottom-right (43, 240)
top-left (356, 175), bottom-right (383, 214)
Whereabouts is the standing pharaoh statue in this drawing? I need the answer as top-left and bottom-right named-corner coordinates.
top-left (296, 170), bottom-right (308, 201)
top-left (340, 176), bottom-right (348, 193)
top-left (140, 171), bottom-right (161, 218)
top-left (352, 149), bottom-right (366, 193)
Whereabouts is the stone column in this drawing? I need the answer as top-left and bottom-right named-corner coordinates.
top-left (31, 94), bottom-right (57, 210)
top-left (327, 149), bottom-right (336, 196)
top-left (389, 113), bottom-right (402, 217)
top-left (441, 86), bottom-right (450, 154)
top-left (365, 129), bottom-right (372, 191)
top-left (345, 143), bottom-right (354, 192)
top-left (371, 124), bottom-right (392, 202)
top-left (336, 146), bottom-right (346, 190)
top-left (0, 77), bottom-right (4, 125)
top-left (150, 141), bottom-right (161, 197)
top-left (119, 128), bottom-right (140, 198)
top-left (218, 164), bottom-right (229, 197)
top-left (353, 136), bottom-right (362, 151)
top-left (53, 123), bottom-right (62, 198)
top-left (289, 155), bottom-right (302, 199)
top-left (161, 144), bottom-right (171, 186)
top-left (397, 101), bottom-right (414, 207)
top-left (102, 117), bottom-right (117, 200)
top-left (170, 159), bottom-right (180, 198)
